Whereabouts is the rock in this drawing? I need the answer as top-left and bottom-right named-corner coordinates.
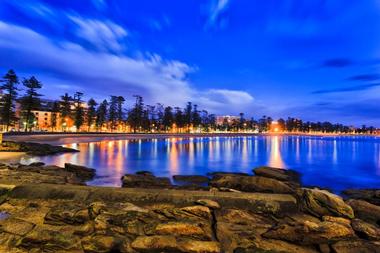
top-left (322, 216), bottom-right (351, 226)
top-left (195, 199), bottom-right (221, 209)
top-left (263, 215), bottom-right (355, 245)
top-left (121, 174), bottom-right (172, 188)
top-left (215, 208), bottom-right (276, 252)
top-left (81, 235), bottom-right (117, 253)
top-left (343, 189), bottom-right (380, 206)
top-left (44, 205), bottom-right (89, 225)
top-left (210, 174), bottom-right (294, 194)
top-left (253, 166), bottom-right (300, 183)
top-left (131, 235), bottom-right (178, 252)
top-left (64, 163), bottom-right (96, 181)
top-left (88, 202), bottom-right (107, 219)
top-left (131, 236), bottom-right (220, 253)
top-left (346, 199), bottom-right (380, 225)
top-left (19, 226), bottom-right (82, 251)
top-left (298, 188), bottom-right (354, 219)
top-left (28, 162), bottom-right (45, 167)
top-left (180, 205), bottom-right (212, 219)
top-left (331, 240), bottom-right (380, 253)
top-left (178, 240), bottom-right (220, 253)
top-left (233, 239), bottom-right (319, 253)
top-left (0, 218), bottom-right (35, 236)
top-left (135, 171), bottom-right (153, 176)
top-left (351, 219), bottom-right (380, 240)
top-left (173, 175), bottom-right (209, 184)
top-left (1, 141), bottom-right (79, 156)
top-left (155, 221), bottom-right (212, 240)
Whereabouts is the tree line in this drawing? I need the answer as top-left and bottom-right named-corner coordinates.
top-left (0, 69), bottom-right (377, 134)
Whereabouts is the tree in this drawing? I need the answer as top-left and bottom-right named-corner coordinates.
top-left (0, 70), bottom-right (19, 131)
top-left (20, 76), bottom-right (42, 131)
top-left (116, 96), bottom-right (125, 122)
top-left (109, 96), bottom-right (118, 131)
top-left (86, 98), bottom-right (97, 131)
top-left (50, 101), bottom-right (60, 131)
top-left (127, 95), bottom-right (144, 133)
top-left (60, 93), bottom-right (72, 130)
top-left (184, 102), bottom-right (192, 131)
top-left (174, 107), bottom-right (184, 132)
top-left (96, 99), bottom-right (108, 131)
top-left (162, 106), bottom-right (174, 131)
top-left (73, 92), bottom-right (84, 131)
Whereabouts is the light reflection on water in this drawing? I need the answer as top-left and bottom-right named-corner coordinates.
top-left (15, 135), bottom-right (380, 192)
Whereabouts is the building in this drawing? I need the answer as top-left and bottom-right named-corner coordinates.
top-left (215, 115), bottom-right (240, 126)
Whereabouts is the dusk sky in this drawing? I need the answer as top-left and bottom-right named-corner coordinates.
top-left (0, 0), bottom-right (380, 126)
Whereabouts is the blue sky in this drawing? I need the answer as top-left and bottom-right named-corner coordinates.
top-left (0, 0), bottom-right (380, 126)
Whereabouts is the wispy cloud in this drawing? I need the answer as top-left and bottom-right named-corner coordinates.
top-left (312, 83), bottom-right (380, 94)
top-left (68, 15), bottom-right (128, 53)
top-left (347, 74), bottom-right (379, 82)
top-left (321, 58), bottom-right (354, 68)
top-left (205, 0), bottom-right (230, 30)
top-left (0, 20), bottom-right (255, 114)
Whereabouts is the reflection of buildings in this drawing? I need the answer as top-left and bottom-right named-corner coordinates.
top-left (268, 136), bottom-right (285, 168)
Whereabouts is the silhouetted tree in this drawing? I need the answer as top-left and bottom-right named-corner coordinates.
top-left (0, 69), bottom-right (19, 131)
top-left (60, 93), bottom-right (73, 130)
top-left (20, 76), bottom-right (43, 131)
top-left (96, 99), bottom-right (108, 131)
top-left (86, 98), bottom-right (97, 131)
top-left (127, 95), bottom-right (144, 132)
top-left (73, 92), bottom-right (84, 131)
top-left (50, 101), bottom-right (60, 131)
top-left (162, 106), bottom-right (174, 131)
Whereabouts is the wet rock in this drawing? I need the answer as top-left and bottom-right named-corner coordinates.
top-left (351, 219), bottom-right (380, 240)
top-left (195, 199), bottom-right (221, 209)
top-left (210, 174), bottom-right (294, 194)
top-left (1, 141), bottom-right (79, 156)
top-left (155, 221), bottom-right (212, 240)
top-left (263, 217), bottom-right (355, 245)
top-left (298, 188), bottom-right (354, 219)
top-left (331, 240), bottom-right (380, 253)
top-left (121, 173), bottom-right (172, 188)
top-left (173, 175), bottom-right (209, 184)
top-left (346, 199), bottom-right (380, 225)
top-left (343, 189), bottom-right (380, 206)
top-left (135, 171), bottom-right (153, 176)
top-left (253, 166), bottom-right (301, 183)
top-left (64, 163), bottom-right (96, 181)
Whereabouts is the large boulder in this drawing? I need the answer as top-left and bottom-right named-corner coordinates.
top-left (210, 174), bottom-right (294, 194)
top-left (298, 188), bottom-right (354, 219)
top-left (343, 189), bottom-right (380, 206)
top-left (263, 214), bottom-right (355, 245)
top-left (346, 199), bottom-right (380, 225)
top-left (331, 240), bottom-right (380, 253)
top-left (173, 175), bottom-right (209, 184)
top-left (253, 166), bottom-right (300, 184)
top-left (121, 173), bottom-right (172, 188)
top-left (351, 219), bottom-right (380, 240)
top-left (64, 163), bottom-right (96, 181)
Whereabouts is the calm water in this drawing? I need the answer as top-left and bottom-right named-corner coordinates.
top-left (15, 135), bottom-right (380, 192)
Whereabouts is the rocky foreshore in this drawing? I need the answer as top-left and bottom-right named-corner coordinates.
top-left (0, 163), bottom-right (380, 252)
top-left (0, 141), bottom-right (79, 156)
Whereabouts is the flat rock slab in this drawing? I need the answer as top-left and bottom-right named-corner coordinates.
top-left (9, 184), bottom-right (298, 215)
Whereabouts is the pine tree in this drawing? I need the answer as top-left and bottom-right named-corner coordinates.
top-left (162, 106), bottom-right (173, 131)
top-left (96, 99), bottom-right (108, 131)
top-left (87, 98), bottom-right (98, 131)
top-left (73, 92), bottom-right (84, 131)
top-left (0, 70), bottom-right (19, 131)
top-left (60, 93), bottom-right (73, 130)
top-left (20, 76), bottom-right (42, 131)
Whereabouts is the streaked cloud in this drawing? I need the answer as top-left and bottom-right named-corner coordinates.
top-left (0, 20), bottom-right (255, 114)
top-left (205, 0), bottom-right (230, 29)
top-left (68, 15), bottom-right (128, 53)
top-left (312, 83), bottom-right (380, 94)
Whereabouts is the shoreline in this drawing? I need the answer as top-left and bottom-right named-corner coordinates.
top-left (4, 132), bottom-right (379, 144)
